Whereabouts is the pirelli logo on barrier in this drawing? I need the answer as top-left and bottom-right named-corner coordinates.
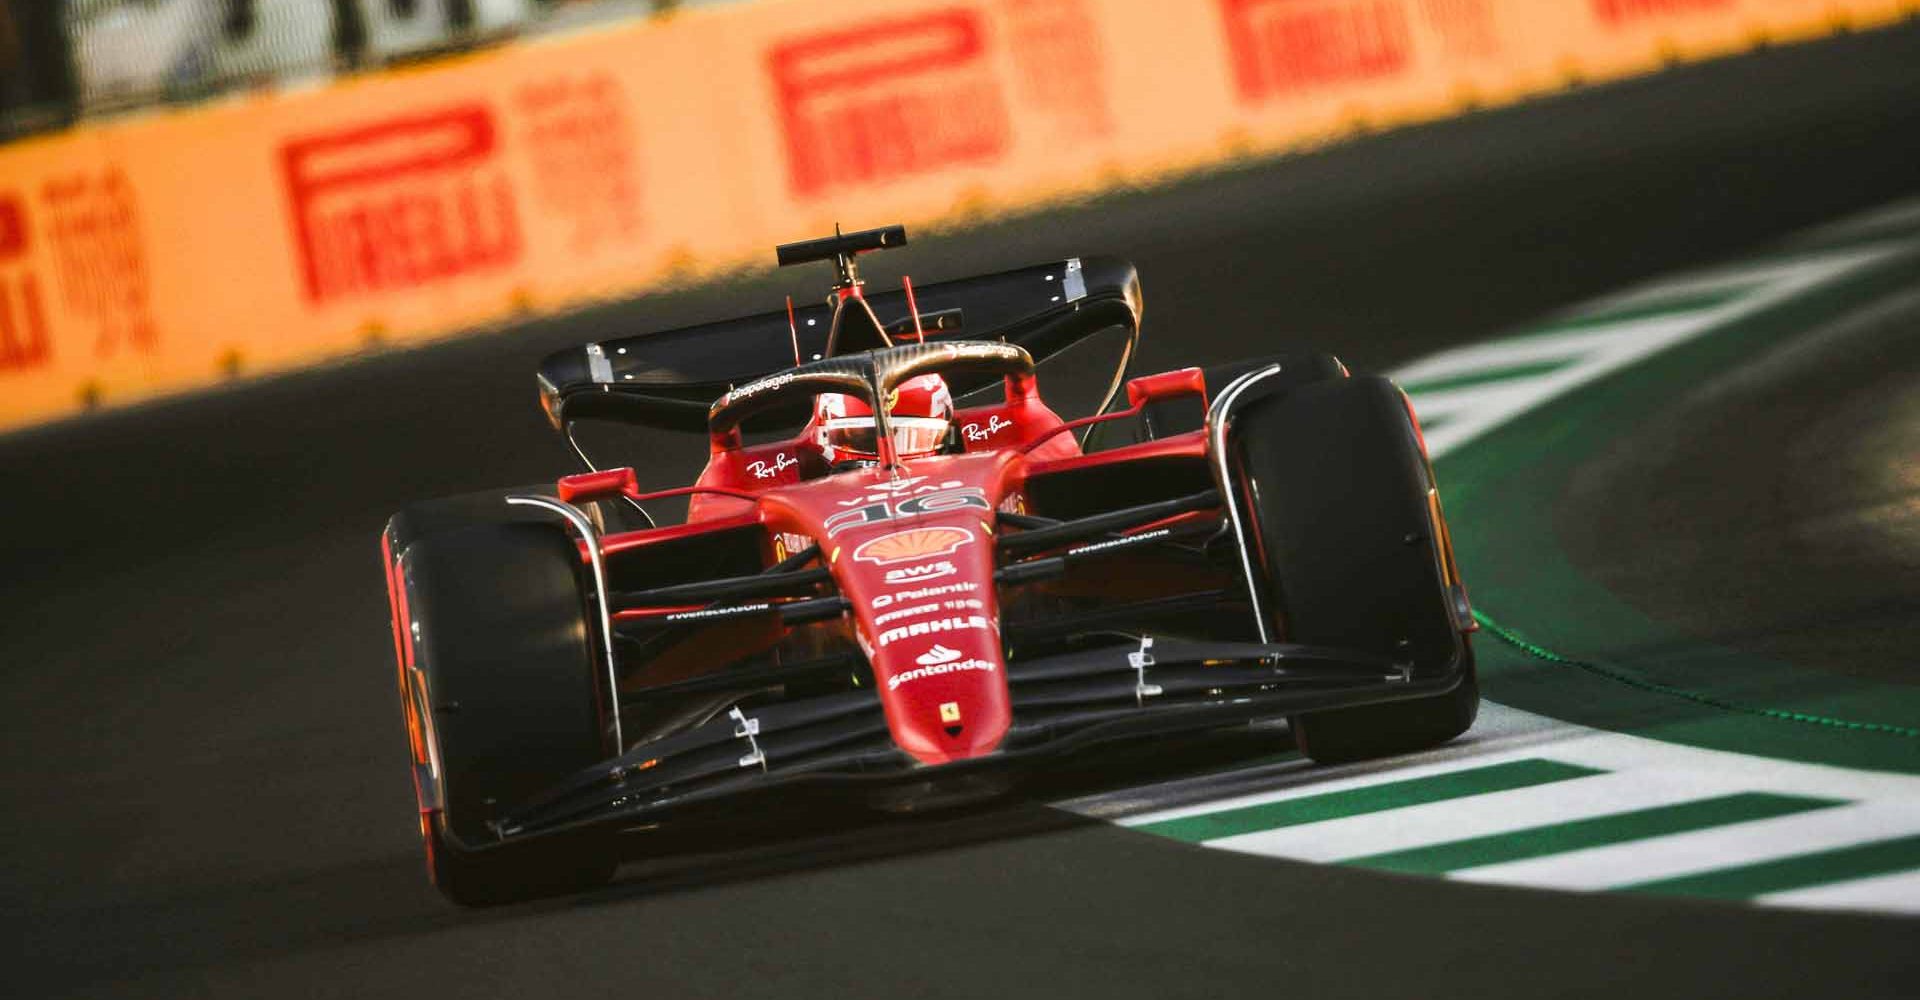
top-left (0, 0), bottom-right (1889, 434)
top-left (769, 10), bottom-right (1011, 195)
top-left (0, 193), bottom-right (49, 372)
top-left (281, 105), bottom-right (523, 304)
top-left (767, 1), bottom-right (1109, 196)
top-left (1220, 0), bottom-right (1414, 101)
top-left (1591, 0), bottom-right (1734, 26)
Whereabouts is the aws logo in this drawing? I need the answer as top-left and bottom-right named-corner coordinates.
top-left (883, 560), bottom-right (957, 584)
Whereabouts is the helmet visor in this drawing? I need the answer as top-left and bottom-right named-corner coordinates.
top-left (822, 416), bottom-right (949, 458)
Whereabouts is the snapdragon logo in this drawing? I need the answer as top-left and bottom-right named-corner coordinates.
top-left (729, 371), bottom-right (796, 401)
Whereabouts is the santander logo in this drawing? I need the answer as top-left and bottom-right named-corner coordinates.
top-left (888, 648), bottom-right (997, 691)
top-left (916, 643), bottom-right (963, 666)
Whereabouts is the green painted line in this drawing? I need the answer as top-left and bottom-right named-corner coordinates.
top-left (1438, 248), bottom-right (1920, 773)
top-left (1514, 284), bottom-right (1758, 339)
top-left (1133, 758), bottom-right (1601, 843)
top-left (1475, 611), bottom-right (1920, 740)
top-left (1399, 358), bottom-right (1574, 395)
top-left (1621, 833), bottom-right (1920, 900)
top-left (1342, 792), bottom-right (1842, 876)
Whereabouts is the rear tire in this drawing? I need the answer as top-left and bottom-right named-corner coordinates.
top-left (1232, 376), bottom-right (1478, 764)
top-left (396, 522), bottom-right (618, 905)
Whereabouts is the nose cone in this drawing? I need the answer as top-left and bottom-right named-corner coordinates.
top-left (876, 634), bottom-right (1010, 764)
top-left (837, 522), bottom-right (1011, 765)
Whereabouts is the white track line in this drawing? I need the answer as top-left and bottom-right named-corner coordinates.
top-left (1761, 868), bottom-right (1920, 915)
top-left (1205, 770), bottom-right (1725, 862)
top-left (1062, 203), bottom-right (1920, 913)
top-left (1453, 801), bottom-right (1920, 891)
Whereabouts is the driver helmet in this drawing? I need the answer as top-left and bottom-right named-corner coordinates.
top-left (815, 374), bottom-right (954, 463)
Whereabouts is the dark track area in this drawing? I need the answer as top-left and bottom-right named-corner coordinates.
top-left (6, 22), bottom-right (1920, 999)
top-left (1561, 285), bottom-right (1920, 686)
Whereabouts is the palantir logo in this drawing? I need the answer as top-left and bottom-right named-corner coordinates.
top-left (1218, 0), bottom-right (1412, 103)
top-left (281, 105), bottom-right (522, 304)
top-left (767, 9), bottom-right (1011, 196)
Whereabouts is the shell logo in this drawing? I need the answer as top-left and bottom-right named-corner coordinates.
top-left (852, 526), bottom-right (975, 565)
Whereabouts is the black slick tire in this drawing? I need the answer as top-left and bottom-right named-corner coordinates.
top-left (397, 522), bottom-right (617, 905)
top-left (1232, 375), bottom-right (1478, 764)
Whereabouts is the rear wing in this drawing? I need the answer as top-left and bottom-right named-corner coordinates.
top-left (536, 256), bottom-right (1142, 434)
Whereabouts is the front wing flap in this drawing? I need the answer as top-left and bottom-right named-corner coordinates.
top-left (486, 636), bottom-right (1458, 843)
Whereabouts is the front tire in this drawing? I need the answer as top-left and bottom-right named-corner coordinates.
top-left (393, 522), bottom-right (617, 905)
top-left (1231, 375), bottom-right (1478, 764)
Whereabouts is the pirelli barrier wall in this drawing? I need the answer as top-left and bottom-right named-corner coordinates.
top-left (0, 0), bottom-right (1910, 431)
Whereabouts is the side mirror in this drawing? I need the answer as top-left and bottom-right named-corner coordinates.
top-left (1125, 367), bottom-right (1206, 409)
top-left (557, 467), bottom-right (638, 505)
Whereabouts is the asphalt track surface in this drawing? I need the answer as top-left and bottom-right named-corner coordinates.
top-left (1561, 283), bottom-right (1920, 686)
top-left (7, 23), bottom-right (1920, 1000)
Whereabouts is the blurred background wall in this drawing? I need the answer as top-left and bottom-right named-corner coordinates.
top-left (2, 2), bottom-right (766, 136)
top-left (0, 0), bottom-right (1911, 432)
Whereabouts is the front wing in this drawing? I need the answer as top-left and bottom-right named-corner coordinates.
top-left (477, 635), bottom-right (1466, 846)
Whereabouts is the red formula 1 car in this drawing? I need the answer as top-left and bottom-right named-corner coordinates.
top-left (380, 226), bottom-right (1478, 905)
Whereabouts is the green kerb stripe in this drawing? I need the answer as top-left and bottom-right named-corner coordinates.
top-left (1343, 792), bottom-right (1841, 876)
top-left (1400, 358), bottom-right (1575, 395)
top-left (1621, 833), bottom-right (1920, 899)
top-left (1131, 758), bottom-right (1601, 843)
top-left (1515, 284), bottom-right (1757, 338)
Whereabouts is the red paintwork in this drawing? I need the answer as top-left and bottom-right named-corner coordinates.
top-left (586, 367), bottom-right (1219, 766)
top-left (956, 373), bottom-right (1076, 460)
top-left (1125, 366), bottom-right (1206, 408)
top-left (382, 526), bottom-right (443, 879)
top-left (601, 511), bottom-right (761, 558)
top-left (1027, 428), bottom-right (1206, 478)
top-left (611, 604), bottom-right (722, 622)
top-left (506, 194), bottom-right (1245, 757)
top-left (764, 451), bottom-right (1016, 762)
top-left (558, 467), bottom-right (638, 505)
top-left (901, 275), bottom-right (925, 343)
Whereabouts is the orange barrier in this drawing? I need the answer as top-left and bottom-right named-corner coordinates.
top-left (0, 0), bottom-right (1909, 431)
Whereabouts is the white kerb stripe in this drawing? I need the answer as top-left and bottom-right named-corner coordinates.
top-left (1451, 801), bottom-right (1920, 891)
top-left (1759, 868), bottom-right (1920, 915)
top-left (1205, 770), bottom-right (1729, 863)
